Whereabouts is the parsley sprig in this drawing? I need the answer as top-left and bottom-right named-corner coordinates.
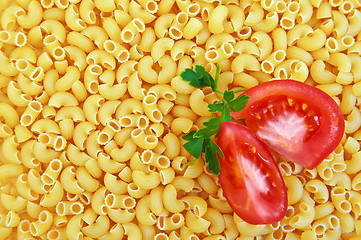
top-left (180, 65), bottom-right (249, 175)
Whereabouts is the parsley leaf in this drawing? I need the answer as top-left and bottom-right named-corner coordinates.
top-left (183, 138), bottom-right (203, 159)
top-left (204, 138), bottom-right (221, 175)
top-left (180, 64), bottom-right (249, 176)
top-left (228, 95), bottom-right (250, 112)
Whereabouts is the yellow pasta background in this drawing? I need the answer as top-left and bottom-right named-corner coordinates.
top-left (0, 0), bottom-right (361, 239)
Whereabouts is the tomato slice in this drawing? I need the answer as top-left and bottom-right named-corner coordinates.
top-left (217, 122), bottom-right (288, 225)
top-left (231, 80), bottom-right (344, 169)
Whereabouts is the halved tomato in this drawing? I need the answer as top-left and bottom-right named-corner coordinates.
top-left (217, 122), bottom-right (288, 225)
top-left (231, 80), bottom-right (344, 169)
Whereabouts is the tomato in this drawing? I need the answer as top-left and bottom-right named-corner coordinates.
top-left (231, 80), bottom-right (344, 169)
top-left (217, 122), bottom-right (288, 225)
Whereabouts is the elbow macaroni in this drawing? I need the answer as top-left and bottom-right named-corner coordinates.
top-left (0, 1), bottom-right (360, 239)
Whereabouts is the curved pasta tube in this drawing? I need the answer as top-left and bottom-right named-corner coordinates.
top-left (40, 180), bottom-right (64, 207)
top-left (104, 173), bottom-right (128, 194)
top-left (132, 171), bottom-right (160, 189)
top-left (128, 72), bottom-right (146, 100)
top-left (65, 4), bottom-right (87, 31)
top-left (0, 51), bottom-right (19, 76)
top-left (135, 195), bottom-right (157, 225)
top-left (98, 152), bottom-right (125, 174)
top-left (97, 100), bottom-right (121, 126)
top-left (16, 173), bottom-right (39, 201)
top-left (2, 136), bottom-right (21, 164)
top-left (328, 53), bottom-right (352, 72)
top-left (253, 11), bottom-right (279, 33)
top-left (60, 166), bottom-right (84, 194)
top-left (208, 5), bottom-right (228, 34)
top-left (79, 0), bottom-right (96, 24)
top-left (9, 46), bottom-right (37, 64)
top-left (151, 37), bottom-right (175, 62)
top-left (48, 92), bottom-right (79, 108)
top-left (66, 215), bottom-right (84, 240)
top-left (345, 107), bottom-right (361, 134)
top-left (73, 121), bottom-right (96, 150)
top-left (0, 102), bottom-right (19, 128)
top-left (64, 46), bottom-right (87, 71)
top-left (83, 94), bottom-right (105, 125)
top-left (99, 83), bottom-right (127, 101)
top-left (189, 89), bottom-right (210, 117)
top-left (129, 1), bottom-right (156, 24)
top-left (310, 60), bottom-right (337, 84)
top-left (17, 1), bottom-right (43, 29)
top-left (82, 215), bottom-right (110, 238)
top-left (29, 210), bottom-right (53, 236)
top-left (163, 184), bottom-right (185, 213)
top-left (107, 208), bottom-right (136, 223)
top-left (81, 26), bottom-right (108, 50)
top-left (40, 20), bottom-right (66, 43)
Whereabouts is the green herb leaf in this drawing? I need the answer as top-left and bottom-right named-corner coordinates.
top-left (182, 130), bottom-right (197, 141)
top-left (208, 103), bottom-right (225, 113)
top-left (221, 106), bottom-right (231, 122)
top-left (183, 138), bottom-right (203, 159)
top-left (180, 64), bottom-right (249, 176)
top-left (204, 138), bottom-right (221, 175)
top-left (181, 158), bottom-right (200, 166)
top-left (228, 95), bottom-right (250, 112)
top-left (223, 90), bottom-right (235, 103)
top-left (194, 65), bottom-right (213, 88)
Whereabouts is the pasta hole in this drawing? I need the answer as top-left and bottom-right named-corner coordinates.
top-left (329, 216), bottom-right (340, 229)
top-left (0, 31), bottom-right (10, 41)
top-left (288, 2), bottom-right (299, 13)
top-left (90, 65), bottom-right (102, 75)
top-left (261, 61), bottom-right (273, 73)
top-left (281, 18), bottom-right (294, 29)
top-left (71, 203), bottom-right (82, 214)
top-left (122, 31), bottom-right (134, 42)
top-left (187, 3), bottom-right (200, 15)
top-left (38, 134), bottom-right (50, 145)
top-left (108, 121), bottom-right (120, 131)
top-left (98, 133), bottom-right (109, 144)
top-left (2, 125), bottom-right (12, 135)
top-left (30, 101), bottom-right (42, 112)
top-left (119, 117), bottom-right (132, 127)
top-left (89, 12), bottom-right (96, 23)
top-left (21, 114), bottom-right (32, 126)
top-left (124, 198), bottom-right (135, 208)
top-left (171, 214), bottom-right (182, 224)
top-left (158, 156), bottom-right (170, 168)
top-left (79, 193), bottom-right (90, 205)
top-left (264, 0), bottom-right (273, 8)
top-left (101, 12), bottom-right (113, 18)
top-left (141, 150), bottom-right (152, 163)
top-left (56, 202), bottom-right (65, 216)
top-left (44, 35), bottom-right (56, 44)
top-left (272, 229), bottom-right (283, 239)
top-left (42, 174), bottom-right (54, 185)
top-left (206, 49), bottom-right (218, 61)
top-left (314, 224), bottom-right (326, 234)
top-left (71, 4), bottom-right (79, 14)
top-left (138, 117), bottom-right (147, 129)
top-left (20, 220), bottom-right (30, 231)
top-left (118, 51), bottom-right (130, 62)
top-left (50, 160), bottom-right (61, 171)
top-left (144, 95), bottom-right (156, 105)
top-left (276, 2), bottom-right (287, 12)
top-left (201, 8), bottom-right (209, 21)
top-left (146, 1), bottom-right (157, 12)
top-left (30, 223), bottom-right (38, 236)
top-left (285, 207), bottom-right (294, 218)
top-left (89, 82), bottom-right (98, 93)
top-left (102, 62), bottom-right (113, 69)
top-left (16, 33), bottom-right (26, 46)
top-left (39, 212), bottom-right (48, 223)
top-left (54, 48), bottom-right (64, 58)
top-left (170, 27), bottom-right (182, 40)
top-left (275, 51), bottom-right (285, 62)
top-left (340, 201), bottom-right (352, 212)
top-left (146, 135), bottom-right (158, 144)
top-left (54, 137), bottom-right (64, 150)
top-left (176, 12), bottom-right (188, 24)
top-left (342, 36), bottom-right (354, 46)
top-left (48, 230), bottom-right (60, 240)
top-left (222, 43), bottom-right (233, 55)
top-left (152, 110), bottom-right (162, 122)
top-left (16, 59), bottom-right (28, 71)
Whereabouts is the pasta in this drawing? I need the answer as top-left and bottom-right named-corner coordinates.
top-left (0, 0), bottom-right (360, 239)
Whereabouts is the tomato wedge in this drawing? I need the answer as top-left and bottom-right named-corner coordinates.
top-left (217, 122), bottom-right (288, 225)
top-left (231, 80), bottom-right (344, 169)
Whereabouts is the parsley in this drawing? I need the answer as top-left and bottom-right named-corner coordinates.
top-left (180, 65), bottom-right (249, 175)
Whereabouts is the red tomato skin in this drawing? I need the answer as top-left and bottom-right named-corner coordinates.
top-left (231, 80), bottom-right (345, 169)
top-left (217, 122), bottom-right (288, 225)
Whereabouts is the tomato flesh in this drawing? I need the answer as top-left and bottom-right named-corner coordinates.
top-left (231, 80), bottom-right (344, 169)
top-left (217, 122), bottom-right (288, 225)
